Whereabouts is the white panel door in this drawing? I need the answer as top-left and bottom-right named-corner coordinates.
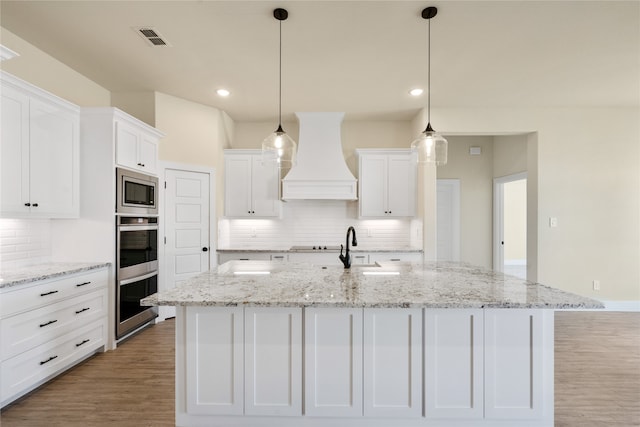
top-left (185, 307), bottom-right (243, 415)
top-left (436, 179), bottom-right (461, 262)
top-left (425, 309), bottom-right (483, 419)
top-left (363, 308), bottom-right (422, 418)
top-left (164, 169), bottom-right (211, 318)
top-left (245, 307), bottom-right (302, 416)
top-left (484, 309), bottom-right (547, 420)
top-left (304, 307), bottom-right (363, 417)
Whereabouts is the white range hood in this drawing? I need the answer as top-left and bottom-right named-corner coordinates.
top-left (282, 112), bottom-right (357, 200)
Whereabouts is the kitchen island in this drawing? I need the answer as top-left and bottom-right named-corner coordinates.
top-left (143, 261), bottom-right (602, 427)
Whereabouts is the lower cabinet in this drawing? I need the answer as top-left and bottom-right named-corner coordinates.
top-left (245, 307), bottom-right (302, 416)
top-left (424, 309), bottom-right (484, 419)
top-left (185, 307), bottom-right (244, 415)
top-left (364, 308), bottom-right (422, 418)
top-left (179, 307), bottom-right (553, 426)
top-left (304, 308), bottom-right (363, 417)
top-left (0, 267), bottom-right (108, 407)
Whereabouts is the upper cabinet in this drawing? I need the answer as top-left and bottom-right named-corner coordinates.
top-left (224, 150), bottom-right (280, 218)
top-left (1, 72), bottom-right (80, 218)
top-left (115, 116), bottom-right (159, 175)
top-left (356, 149), bottom-right (417, 218)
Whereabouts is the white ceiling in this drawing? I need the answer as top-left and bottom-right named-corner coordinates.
top-left (1, 1), bottom-right (638, 122)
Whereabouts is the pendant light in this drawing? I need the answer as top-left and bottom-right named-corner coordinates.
top-left (411, 6), bottom-right (448, 166)
top-left (262, 8), bottom-right (297, 169)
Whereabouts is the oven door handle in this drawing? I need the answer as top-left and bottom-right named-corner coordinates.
top-left (119, 225), bottom-right (158, 232)
top-left (119, 271), bottom-right (158, 286)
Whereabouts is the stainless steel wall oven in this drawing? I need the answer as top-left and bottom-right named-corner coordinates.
top-left (116, 215), bottom-right (159, 339)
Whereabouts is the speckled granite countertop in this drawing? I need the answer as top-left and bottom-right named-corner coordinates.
top-left (0, 262), bottom-right (111, 289)
top-left (217, 248), bottom-right (423, 253)
top-left (142, 260), bottom-right (603, 309)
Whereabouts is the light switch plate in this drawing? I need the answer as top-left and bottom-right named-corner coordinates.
top-left (549, 217), bottom-right (558, 228)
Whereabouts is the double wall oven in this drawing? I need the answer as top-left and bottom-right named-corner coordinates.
top-left (116, 168), bottom-right (159, 339)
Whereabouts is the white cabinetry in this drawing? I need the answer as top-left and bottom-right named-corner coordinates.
top-left (245, 307), bottom-right (302, 416)
top-left (368, 252), bottom-right (423, 263)
top-left (424, 309), bottom-right (484, 419)
top-left (364, 308), bottom-right (422, 418)
top-left (357, 149), bottom-right (416, 218)
top-left (304, 307), bottom-right (363, 417)
top-left (218, 252), bottom-right (286, 264)
top-left (115, 118), bottom-right (160, 174)
top-left (0, 268), bottom-right (108, 407)
top-left (484, 309), bottom-right (552, 421)
top-left (0, 72), bottom-right (79, 218)
top-left (224, 150), bottom-right (280, 218)
top-left (185, 306), bottom-right (243, 415)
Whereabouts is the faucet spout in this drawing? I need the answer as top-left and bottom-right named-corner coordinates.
top-left (340, 226), bottom-right (358, 268)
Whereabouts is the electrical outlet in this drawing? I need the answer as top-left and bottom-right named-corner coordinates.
top-left (251, 228), bottom-right (257, 238)
top-left (593, 280), bottom-right (600, 291)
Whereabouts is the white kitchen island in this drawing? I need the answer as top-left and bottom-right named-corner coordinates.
top-left (142, 261), bottom-right (602, 427)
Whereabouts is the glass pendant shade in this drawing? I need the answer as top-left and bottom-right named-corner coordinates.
top-left (262, 126), bottom-right (297, 168)
top-left (411, 125), bottom-right (448, 166)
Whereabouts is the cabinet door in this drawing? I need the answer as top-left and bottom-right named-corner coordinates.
top-left (484, 309), bottom-right (552, 420)
top-left (387, 154), bottom-right (416, 217)
top-left (425, 309), bottom-right (483, 419)
top-left (245, 307), bottom-right (302, 416)
top-left (224, 155), bottom-right (252, 217)
top-left (115, 120), bottom-right (140, 171)
top-left (363, 308), bottom-right (422, 418)
top-left (0, 85), bottom-right (30, 215)
top-left (185, 307), bottom-right (243, 415)
top-left (138, 133), bottom-right (158, 174)
top-left (359, 155), bottom-right (387, 217)
top-left (304, 307), bottom-right (363, 417)
top-left (28, 97), bottom-right (79, 217)
top-left (250, 155), bottom-right (280, 217)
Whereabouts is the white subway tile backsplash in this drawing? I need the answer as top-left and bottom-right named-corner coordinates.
top-left (218, 200), bottom-right (421, 250)
top-left (0, 219), bottom-right (52, 269)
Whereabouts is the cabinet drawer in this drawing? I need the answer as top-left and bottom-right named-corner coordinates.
top-left (1, 289), bottom-right (107, 360)
top-left (0, 269), bottom-right (107, 318)
top-left (1, 320), bottom-right (104, 403)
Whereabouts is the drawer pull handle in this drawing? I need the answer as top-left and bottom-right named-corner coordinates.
top-left (75, 307), bottom-right (90, 314)
top-left (40, 290), bottom-right (59, 297)
top-left (76, 281), bottom-right (91, 287)
top-left (75, 339), bottom-right (90, 348)
top-left (39, 319), bottom-right (58, 328)
top-left (40, 355), bottom-right (58, 366)
top-left (390, 258), bottom-right (401, 261)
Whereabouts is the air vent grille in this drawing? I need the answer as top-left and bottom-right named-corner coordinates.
top-left (134, 27), bottom-right (171, 47)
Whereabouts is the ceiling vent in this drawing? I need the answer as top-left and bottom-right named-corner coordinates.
top-left (134, 27), bottom-right (171, 47)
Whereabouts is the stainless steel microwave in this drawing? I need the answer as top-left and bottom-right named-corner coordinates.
top-left (116, 168), bottom-right (158, 215)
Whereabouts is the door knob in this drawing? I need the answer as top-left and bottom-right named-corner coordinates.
top-left (202, 247), bottom-right (209, 252)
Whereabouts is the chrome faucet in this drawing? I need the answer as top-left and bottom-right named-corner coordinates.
top-left (339, 226), bottom-right (358, 268)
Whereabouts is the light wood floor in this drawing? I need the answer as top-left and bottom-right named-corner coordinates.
top-left (1, 312), bottom-right (638, 426)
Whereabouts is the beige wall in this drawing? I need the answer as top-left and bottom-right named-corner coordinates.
top-left (233, 118), bottom-right (412, 176)
top-left (0, 27), bottom-right (110, 106)
top-left (494, 135), bottom-right (528, 178)
top-left (437, 136), bottom-right (495, 268)
top-left (154, 92), bottom-right (234, 219)
top-left (111, 92), bottom-right (156, 127)
top-left (435, 106), bottom-right (639, 301)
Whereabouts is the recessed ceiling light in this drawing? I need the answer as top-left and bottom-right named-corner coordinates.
top-left (217, 89), bottom-right (230, 97)
top-left (409, 88), bottom-right (424, 96)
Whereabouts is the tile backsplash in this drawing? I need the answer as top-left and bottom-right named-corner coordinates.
top-left (0, 218), bottom-right (52, 269)
top-left (218, 200), bottom-right (422, 250)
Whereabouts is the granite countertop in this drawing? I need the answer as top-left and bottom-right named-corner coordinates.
top-left (217, 248), bottom-right (423, 253)
top-left (0, 262), bottom-right (111, 289)
top-left (142, 260), bottom-right (603, 309)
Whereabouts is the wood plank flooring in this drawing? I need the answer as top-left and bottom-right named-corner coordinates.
top-left (1, 311), bottom-right (638, 426)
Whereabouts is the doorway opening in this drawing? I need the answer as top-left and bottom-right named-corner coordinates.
top-left (493, 173), bottom-right (527, 279)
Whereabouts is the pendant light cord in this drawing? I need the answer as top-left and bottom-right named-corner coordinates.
top-left (427, 17), bottom-right (431, 126)
top-left (278, 18), bottom-right (283, 130)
